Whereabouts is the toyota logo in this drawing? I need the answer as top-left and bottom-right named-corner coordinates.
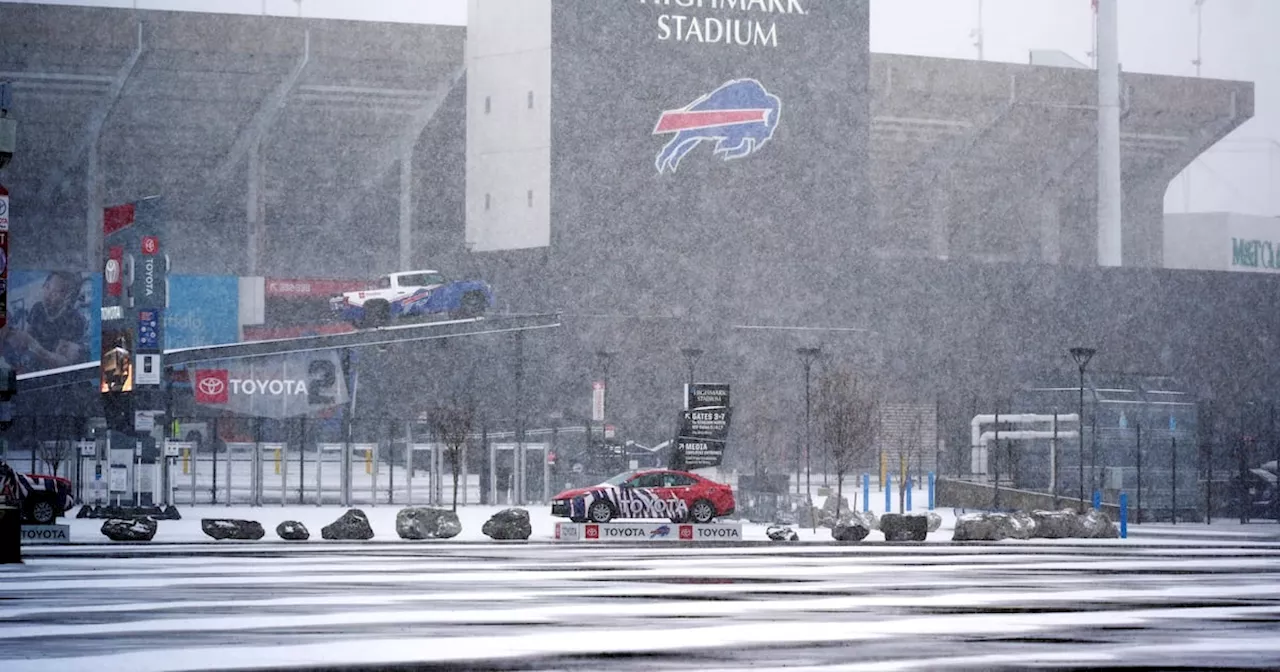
top-left (0, 200), bottom-right (7, 217)
top-left (104, 259), bottom-right (120, 284)
top-left (198, 376), bottom-right (225, 396)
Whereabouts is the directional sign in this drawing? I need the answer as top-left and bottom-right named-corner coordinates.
top-left (679, 408), bottom-right (731, 442)
top-left (676, 437), bottom-right (725, 469)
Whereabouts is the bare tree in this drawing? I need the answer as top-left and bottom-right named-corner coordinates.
top-left (894, 411), bottom-right (924, 513)
top-left (817, 366), bottom-right (880, 526)
top-left (427, 402), bottom-right (475, 512)
top-left (38, 439), bottom-right (75, 477)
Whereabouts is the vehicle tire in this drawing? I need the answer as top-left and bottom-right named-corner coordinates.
top-left (587, 500), bottom-right (615, 524)
top-left (361, 300), bottom-right (391, 329)
top-left (688, 499), bottom-right (716, 524)
top-left (458, 291), bottom-right (488, 319)
top-left (26, 497), bottom-right (57, 525)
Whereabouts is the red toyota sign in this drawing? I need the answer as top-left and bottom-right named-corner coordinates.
top-left (194, 369), bottom-right (229, 405)
top-left (141, 235), bottom-right (159, 255)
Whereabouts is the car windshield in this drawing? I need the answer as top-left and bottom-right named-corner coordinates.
top-left (600, 471), bottom-right (634, 487)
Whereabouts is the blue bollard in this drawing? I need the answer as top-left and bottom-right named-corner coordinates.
top-left (885, 474), bottom-right (892, 513)
top-left (1092, 490), bottom-right (1102, 510)
top-left (1119, 492), bottom-right (1128, 539)
top-left (906, 478), bottom-right (913, 511)
top-left (862, 473), bottom-right (870, 513)
top-left (928, 472), bottom-right (936, 510)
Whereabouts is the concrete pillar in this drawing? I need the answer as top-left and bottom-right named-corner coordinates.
top-left (399, 146), bottom-right (413, 270)
top-left (85, 140), bottom-right (102, 269)
top-left (1095, 0), bottom-right (1123, 266)
top-left (1039, 191), bottom-right (1062, 264)
top-left (929, 178), bottom-right (951, 260)
top-left (246, 140), bottom-right (264, 276)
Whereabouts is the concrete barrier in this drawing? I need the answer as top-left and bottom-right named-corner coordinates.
top-left (554, 521), bottom-right (743, 542)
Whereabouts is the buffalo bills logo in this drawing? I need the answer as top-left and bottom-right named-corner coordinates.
top-left (653, 78), bottom-right (781, 174)
top-left (650, 525), bottom-right (671, 538)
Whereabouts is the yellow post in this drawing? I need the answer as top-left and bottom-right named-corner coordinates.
top-left (274, 448), bottom-right (281, 476)
top-left (365, 448), bottom-right (372, 475)
top-left (182, 448), bottom-right (189, 475)
top-left (878, 451), bottom-right (886, 491)
top-left (900, 453), bottom-right (907, 488)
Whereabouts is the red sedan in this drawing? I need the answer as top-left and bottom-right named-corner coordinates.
top-left (550, 469), bottom-right (735, 524)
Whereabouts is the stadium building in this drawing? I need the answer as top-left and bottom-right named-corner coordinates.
top-left (0, 1), bottom-right (1273, 509)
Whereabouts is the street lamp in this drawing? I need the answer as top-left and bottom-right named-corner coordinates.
top-left (596, 350), bottom-right (616, 448)
top-left (1070, 346), bottom-right (1096, 512)
top-left (680, 347), bottom-right (703, 387)
top-left (797, 347), bottom-right (822, 498)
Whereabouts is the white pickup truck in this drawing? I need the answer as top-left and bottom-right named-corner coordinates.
top-left (329, 270), bottom-right (493, 328)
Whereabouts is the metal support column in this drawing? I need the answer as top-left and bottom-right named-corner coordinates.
top-left (398, 145), bottom-right (413, 270)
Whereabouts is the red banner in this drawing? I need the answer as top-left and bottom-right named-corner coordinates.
top-left (103, 202), bottom-right (136, 237)
top-left (265, 278), bottom-right (366, 299)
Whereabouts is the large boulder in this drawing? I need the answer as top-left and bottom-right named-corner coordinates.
top-left (482, 508), bottom-right (532, 540)
top-left (952, 512), bottom-right (1035, 541)
top-left (831, 520), bottom-right (870, 542)
top-left (276, 521), bottom-right (310, 541)
top-left (924, 511), bottom-right (942, 533)
top-left (201, 519), bottom-right (265, 541)
top-left (1031, 510), bottom-right (1084, 539)
top-left (396, 507), bottom-right (463, 540)
top-left (1080, 509), bottom-right (1120, 539)
top-left (879, 513), bottom-right (929, 542)
top-left (818, 495), bottom-right (851, 527)
top-left (321, 509), bottom-right (375, 540)
top-left (156, 505), bottom-right (183, 521)
top-left (766, 525), bottom-right (798, 542)
top-left (101, 517), bottom-right (157, 542)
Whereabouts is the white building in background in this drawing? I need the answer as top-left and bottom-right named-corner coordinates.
top-left (1164, 212), bottom-right (1280, 273)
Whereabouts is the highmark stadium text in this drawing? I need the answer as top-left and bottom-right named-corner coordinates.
top-left (642, 0), bottom-right (807, 47)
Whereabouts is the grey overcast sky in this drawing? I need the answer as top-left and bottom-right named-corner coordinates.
top-left (7, 0), bottom-right (1278, 216)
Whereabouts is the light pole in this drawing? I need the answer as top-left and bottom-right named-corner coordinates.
top-left (797, 347), bottom-right (822, 497)
top-left (680, 347), bottom-right (703, 388)
top-left (596, 350), bottom-right (616, 449)
top-left (1070, 347), bottom-right (1096, 512)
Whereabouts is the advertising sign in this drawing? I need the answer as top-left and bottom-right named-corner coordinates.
top-left (592, 381), bottom-right (605, 422)
top-left (680, 408), bottom-right (731, 441)
top-left (166, 275), bottom-right (239, 349)
top-left (192, 350), bottom-right (348, 419)
top-left (99, 325), bottom-right (134, 393)
top-left (554, 521), bottom-right (743, 542)
top-left (20, 525), bottom-right (70, 545)
top-left (0, 270), bottom-right (100, 375)
top-left (0, 183), bottom-right (8, 330)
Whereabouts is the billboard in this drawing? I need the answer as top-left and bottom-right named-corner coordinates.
top-left (166, 275), bottom-right (240, 349)
top-left (0, 270), bottom-right (101, 375)
top-left (547, 0), bottom-right (871, 316)
top-left (192, 350), bottom-right (349, 419)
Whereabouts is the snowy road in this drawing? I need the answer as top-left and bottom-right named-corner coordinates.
top-left (4, 542), bottom-right (1280, 671)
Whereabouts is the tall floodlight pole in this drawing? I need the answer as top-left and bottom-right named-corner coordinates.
top-left (1070, 347), bottom-right (1096, 513)
top-left (1096, 0), bottom-right (1123, 267)
top-left (797, 347), bottom-right (822, 498)
top-left (970, 0), bottom-right (985, 61)
top-left (1193, 0), bottom-right (1207, 77)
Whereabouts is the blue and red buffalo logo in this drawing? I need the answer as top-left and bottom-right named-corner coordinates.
top-left (650, 525), bottom-right (672, 538)
top-left (653, 78), bottom-right (781, 174)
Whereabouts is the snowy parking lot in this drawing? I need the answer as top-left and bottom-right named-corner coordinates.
top-left (4, 532), bottom-right (1280, 671)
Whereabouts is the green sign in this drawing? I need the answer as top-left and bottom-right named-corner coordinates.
top-left (1231, 238), bottom-right (1280, 270)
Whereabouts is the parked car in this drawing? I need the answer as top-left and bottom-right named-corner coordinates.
top-left (17, 472), bottom-right (77, 525)
top-left (550, 468), bottom-right (735, 524)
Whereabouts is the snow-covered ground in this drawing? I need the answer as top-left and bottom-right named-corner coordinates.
top-left (5, 538), bottom-right (1280, 671)
top-left (57, 484), bottom-right (1280, 545)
